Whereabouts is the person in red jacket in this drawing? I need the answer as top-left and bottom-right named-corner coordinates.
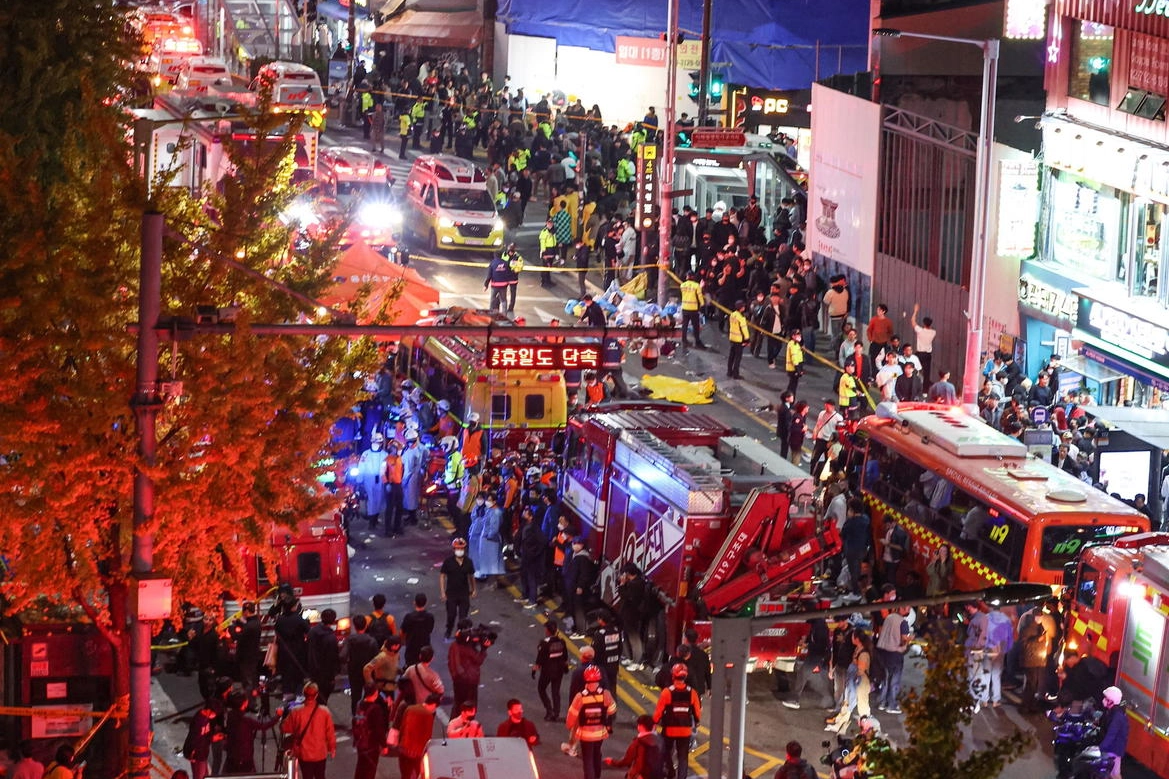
top-left (280, 682), bottom-right (336, 779)
top-left (652, 663), bottom-right (701, 779)
top-left (396, 693), bottom-right (441, 779)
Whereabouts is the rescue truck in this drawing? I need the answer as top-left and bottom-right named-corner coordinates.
top-left (1064, 532), bottom-right (1169, 778)
top-left (562, 408), bottom-right (841, 671)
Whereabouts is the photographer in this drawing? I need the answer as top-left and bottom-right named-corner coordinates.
top-left (448, 619), bottom-right (493, 715)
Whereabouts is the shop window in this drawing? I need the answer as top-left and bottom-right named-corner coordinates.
top-left (1047, 169), bottom-right (1124, 281)
top-left (1068, 21), bottom-right (1114, 106)
top-left (1134, 202), bottom-right (1165, 299)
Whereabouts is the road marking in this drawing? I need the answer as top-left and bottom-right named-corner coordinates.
top-left (534, 306), bottom-right (564, 324)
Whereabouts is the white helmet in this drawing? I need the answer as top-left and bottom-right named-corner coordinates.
top-left (371, 432), bottom-right (385, 443)
top-left (440, 435), bottom-right (459, 454)
top-left (406, 419), bottom-right (420, 432)
top-left (405, 429), bottom-right (420, 442)
top-left (526, 466), bottom-right (541, 479)
top-left (468, 412), bottom-right (481, 423)
top-left (437, 399), bottom-right (451, 412)
top-left (409, 388), bottom-right (423, 403)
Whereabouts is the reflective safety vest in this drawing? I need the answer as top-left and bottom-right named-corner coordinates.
top-left (786, 341), bottom-right (805, 373)
top-left (661, 685), bottom-right (696, 734)
top-left (410, 101), bottom-right (426, 121)
top-left (361, 91), bottom-right (374, 112)
top-left (508, 254), bottom-right (525, 276)
top-left (511, 148), bottom-right (530, 171)
top-left (615, 158), bottom-right (635, 183)
top-left (680, 280), bottom-right (704, 311)
top-left (539, 227), bottom-right (557, 254)
top-left (463, 110), bottom-right (478, 129)
top-left (838, 373), bottom-right (859, 408)
top-left (580, 693), bottom-right (607, 727)
top-left (399, 113), bottom-right (412, 136)
top-left (729, 310), bottom-right (750, 344)
top-left (384, 453), bottom-right (403, 485)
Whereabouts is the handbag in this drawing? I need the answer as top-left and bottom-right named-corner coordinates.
top-left (387, 726), bottom-right (401, 748)
top-left (263, 640), bottom-right (278, 671)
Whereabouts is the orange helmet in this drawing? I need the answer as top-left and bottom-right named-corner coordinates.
top-left (452, 538), bottom-right (468, 549)
top-left (583, 665), bottom-right (603, 683)
top-left (672, 663), bottom-right (689, 679)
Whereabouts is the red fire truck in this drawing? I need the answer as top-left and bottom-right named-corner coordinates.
top-left (224, 510), bottom-right (351, 635)
top-left (561, 408), bottom-right (841, 671)
top-left (1064, 532), bottom-right (1169, 778)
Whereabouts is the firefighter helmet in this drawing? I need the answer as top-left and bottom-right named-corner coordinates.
top-left (672, 663), bottom-right (689, 679)
top-left (452, 537), bottom-right (468, 549)
top-left (583, 664), bottom-right (603, 683)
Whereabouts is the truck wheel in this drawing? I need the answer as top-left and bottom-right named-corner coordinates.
top-left (427, 230), bottom-right (438, 253)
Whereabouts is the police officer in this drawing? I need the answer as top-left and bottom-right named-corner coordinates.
top-left (507, 244), bottom-right (525, 312)
top-left (539, 220), bottom-right (558, 288)
top-left (410, 97), bottom-right (427, 150)
top-left (485, 251), bottom-right (516, 314)
top-left (727, 299), bottom-right (750, 380)
top-left (566, 665), bottom-right (617, 779)
top-left (532, 620), bottom-right (570, 721)
top-left (652, 663), bottom-right (701, 779)
top-left (589, 611), bottom-right (623, 695)
top-left (679, 273), bottom-right (706, 349)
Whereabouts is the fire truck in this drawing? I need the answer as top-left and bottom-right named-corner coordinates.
top-left (1064, 532), bottom-right (1169, 778)
top-left (561, 408), bottom-right (841, 671)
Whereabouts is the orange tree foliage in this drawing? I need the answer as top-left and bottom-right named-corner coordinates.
top-left (0, 0), bottom-right (381, 628)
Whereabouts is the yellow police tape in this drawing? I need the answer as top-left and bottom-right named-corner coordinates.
top-left (408, 251), bottom-right (660, 274)
top-left (664, 269), bottom-right (877, 410)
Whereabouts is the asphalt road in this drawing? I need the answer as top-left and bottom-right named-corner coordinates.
top-left (145, 121), bottom-right (1157, 779)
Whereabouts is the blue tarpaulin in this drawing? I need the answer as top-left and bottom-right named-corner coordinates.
top-left (495, 0), bottom-right (869, 89)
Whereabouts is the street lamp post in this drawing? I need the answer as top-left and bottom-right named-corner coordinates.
top-left (657, 0), bottom-right (680, 305)
top-left (873, 28), bottom-right (1000, 405)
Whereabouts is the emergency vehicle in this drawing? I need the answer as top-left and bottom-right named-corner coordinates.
top-left (1065, 533), bottom-right (1169, 778)
top-left (562, 408), bottom-right (841, 671)
top-left (401, 308), bottom-right (569, 450)
top-left (224, 509), bottom-right (352, 635)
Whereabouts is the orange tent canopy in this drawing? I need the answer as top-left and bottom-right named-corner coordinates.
top-left (320, 241), bottom-right (440, 323)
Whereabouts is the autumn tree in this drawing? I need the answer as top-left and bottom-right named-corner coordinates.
top-left (860, 626), bottom-right (1031, 779)
top-left (0, 0), bottom-right (380, 768)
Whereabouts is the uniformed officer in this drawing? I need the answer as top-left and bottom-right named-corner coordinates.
top-left (539, 221), bottom-right (558, 288)
top-left (532, 620), bottom-right (570, 721)
top-left (410, 97), bottom-right (427, 149)
top-left (727, 299), bottom-right (750, 379)
top-left (566, 665), bottom-right (617, 779)
top-left (485, 251), bottom-right (517, 314)
top-left (653, 663), bottom-right (701, 779)
top-left (589, 612), bottom-right (623, 695)
top-left (398, 110), bottom-right (411, 160)
top-left (680, 273), bottom-right (706, 349)
top-left (507, 244), bottom-right (525, 312)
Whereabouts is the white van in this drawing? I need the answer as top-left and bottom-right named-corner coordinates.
top-left (175, 56), bottom-right (231, 93)
top-left (251, 61), bottom-right (327, 113)
top-left (403, 155), bottom-right (504, 253)
top-left (422, 738), bottom-right (540, 779)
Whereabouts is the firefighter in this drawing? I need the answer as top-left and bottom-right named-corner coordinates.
top-left (565, 665), bottom-right (617, 779)
top-left (532, 620), bottom-right (570, 721)
top-left (680, 273), bottom-right (706, 349)
top-left (653, 663), bottom-right (701, 779)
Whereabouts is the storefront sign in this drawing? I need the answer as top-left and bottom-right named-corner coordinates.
top-left (1061, 0), bottom-right (1169, 36)
top-left (614, 36), bottom-right (702, 70)
top-left (1018, 272), bottom-right (1078, 325)
top-left (1134, 0), bottom-right (1169, 18)
top-left (1005, 0), bottom-right (1047, 39)
top-left (1077, 297), bottom-right (1169, 371)
top-left (1130, 33), bottom-right (1169, 95)
top-left (731, 88), bottom-right (811, 131)
top-left (635, 143), bottom-right (660, 228)
top-left (997, 160), bottom-right (1039, 257)
top-left (486, 343), bottom-right (600, 370)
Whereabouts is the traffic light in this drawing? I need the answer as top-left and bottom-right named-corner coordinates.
top-left (688, 71), bottom-right (701, 100)
top-left (710, 72), bottom-right (724, 100)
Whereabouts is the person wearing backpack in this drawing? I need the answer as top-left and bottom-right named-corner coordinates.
top-left (985, 602), bottom-right (1014, 708)
top-left (774, 741), bottom-right (817, 779)
top-left (605, 714), bottom-right (666, 779)
top-left (652, 663), bottom-right (701, 779)
top-left (366, 594), bottom-right (397, 650)
top-left (353, 684), bottom-right (390, 779)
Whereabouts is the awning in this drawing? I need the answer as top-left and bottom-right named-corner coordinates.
top-left (1086, 406), bottom-right (1169, 451)
top-left (371, 9), bottom-right (483, 48)
top-left (1061, 354), bottom-right (1125, 384)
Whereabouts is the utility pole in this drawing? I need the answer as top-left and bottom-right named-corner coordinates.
top-left (697, 0), bottom-right (713, 126)
top-left (128, 212), bottom-right (164, 779)
top-left (346, 0), bottom-right (357, 125)
top-left (657, 0), bottom-right (680, 305)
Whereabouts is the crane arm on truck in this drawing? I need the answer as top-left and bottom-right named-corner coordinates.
top-left (696, 485), bottom-right (842, 615)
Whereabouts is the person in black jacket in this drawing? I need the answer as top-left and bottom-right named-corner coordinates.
top-left (222, 689), bottom-right (281, 774)
top-left (354, 684), bottom-right (390, 779)
top-left (532, 620), bottom-right (571, 721)
top-left (399, 593), bottom-right (436, 667)
top-left (273, 600), bottom-right (309, 701)
top-left (341, 615), bottom-right (381, 717)
top-left (682, 628), bottom-right (712, 698)
top-left (562, 537), bottom-right (596, 637)
top-left (579, 295), bottom-right (607, 328)
top-left (518, 508), bottom-right (547, 608)
top-left (780, 619), bottom-right (833, 709)
top-left (617, 565), bottom-right (648, 671)
top-left (230, 602), bottom-right (262, 695)
top-left (306, 609), bottom-right (341, 704)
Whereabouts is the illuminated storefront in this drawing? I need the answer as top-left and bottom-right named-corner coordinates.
top-left (1028, 0), bottom-right (1169, 408)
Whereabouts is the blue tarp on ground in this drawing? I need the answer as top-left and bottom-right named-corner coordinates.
top-left (495, 0), bottom-right (870, 89)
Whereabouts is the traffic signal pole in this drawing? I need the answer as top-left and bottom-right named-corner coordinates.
top-left (697, 0), bottom-right (714, 126)
top-left (657, 0), bottom-right (680, 306)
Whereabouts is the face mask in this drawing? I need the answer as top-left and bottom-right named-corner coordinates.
top-left (371, 443), bottom-right (383, 451)
top-left (455, 550), bottom-right (465, 558)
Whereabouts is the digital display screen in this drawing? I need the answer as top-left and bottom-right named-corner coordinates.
top-left (1098, 449), bottom-right (1152, 500)
top-left (486, 343), bottom-right (601, 370)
